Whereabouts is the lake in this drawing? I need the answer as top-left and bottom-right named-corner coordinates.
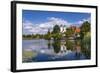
top-left (22, 39), bottom-right (90, 62)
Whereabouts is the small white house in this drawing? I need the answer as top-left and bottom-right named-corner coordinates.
top-left (60, 25), bottom-right (66, 33)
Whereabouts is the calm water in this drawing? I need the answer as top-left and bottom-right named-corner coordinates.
top-left (22, 39), bottom-right (90, 62)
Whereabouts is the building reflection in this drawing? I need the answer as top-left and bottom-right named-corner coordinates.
top-left (47, 39), bottom-right (90, 59)
top-left (53, 39), bottom-right (81, 52)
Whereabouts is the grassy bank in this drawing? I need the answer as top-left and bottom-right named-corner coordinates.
top-left (22, 50), bottom-right (37, 62)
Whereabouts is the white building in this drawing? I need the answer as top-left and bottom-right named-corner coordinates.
top-left (60, 25), bottom-right (66, 33)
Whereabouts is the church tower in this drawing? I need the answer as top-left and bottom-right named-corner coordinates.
top-left (60, 25), bottom-right (66, 33)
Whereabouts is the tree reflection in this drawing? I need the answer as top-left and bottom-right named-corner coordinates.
top-left (47, 37), bottom-right (90, 59)
top-left (52, 40), bottom-right (61, 53)
top-left (75, 44), bottom-right (82, 59)
top-left (65, 40), bottom-right (74, 51)
top-left (48, 40), bottom-right (51, 49)
top-left (75, 38), bottom-right (91, 59)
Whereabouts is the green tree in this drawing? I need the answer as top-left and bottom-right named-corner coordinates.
top-left (65, 28), bottom-right (74, 37)
top-left (80, 21), bottom-right (90, 33)
top-left (52, 25), bottom-right (60, 33)
top-left (44, 29), bottom-right (52, 40)
top-left (52, 33), bottom-right (62, 40)
top-left (52, 25), bottom-right (61, 40)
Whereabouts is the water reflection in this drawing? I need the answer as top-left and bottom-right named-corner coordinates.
top-left (22, 39), bottom-right (90, 62)
top-left (52, 40), bottom-right (61, 53)
top-left (52, 39), bottom-right (82, 54)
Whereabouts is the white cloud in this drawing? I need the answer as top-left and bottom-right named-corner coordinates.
top-left (23, 21), bottom-right (34, 30)
top-left (23, 17), bottom-right (91, 34)
top-left (71, 17), bottom-right (91, 27)
top-left (48, 17), bottom-right (71, 26)
top-left (23, 17), bottom-right (71, 34)
top-left (83, 17), bottom-right (91, 23)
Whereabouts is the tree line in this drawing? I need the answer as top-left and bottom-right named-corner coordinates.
top-left (23, 21), bottom-right (90, 40)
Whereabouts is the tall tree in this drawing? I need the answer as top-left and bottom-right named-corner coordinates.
top-left (52, 25), bottom-right (60, 33)
top-left (52, 25), bottom-right (61, 40)
top-left (80, 21), bottom-right (90, 33)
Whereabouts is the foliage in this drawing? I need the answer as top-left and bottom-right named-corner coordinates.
top-left (23, 34), bottom-right (44, 39)
top-left (80, 21), bottom-right (90, 34)
top-left (44, 34), bottom-right (51, 40)
top-left (65, 27), bottom-right (74, 37)
top-left (52, 25), bottom-right (60, 33)
top-left (51, 25), bottom-right (62, 40)
top-left (52, 33), bottom-right (62, 40)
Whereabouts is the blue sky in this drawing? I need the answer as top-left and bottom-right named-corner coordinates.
top-left (22, 10), bottom-right (91, 34)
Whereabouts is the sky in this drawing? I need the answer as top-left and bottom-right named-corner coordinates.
top-left (22, 10), bottom-right (91, 35)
